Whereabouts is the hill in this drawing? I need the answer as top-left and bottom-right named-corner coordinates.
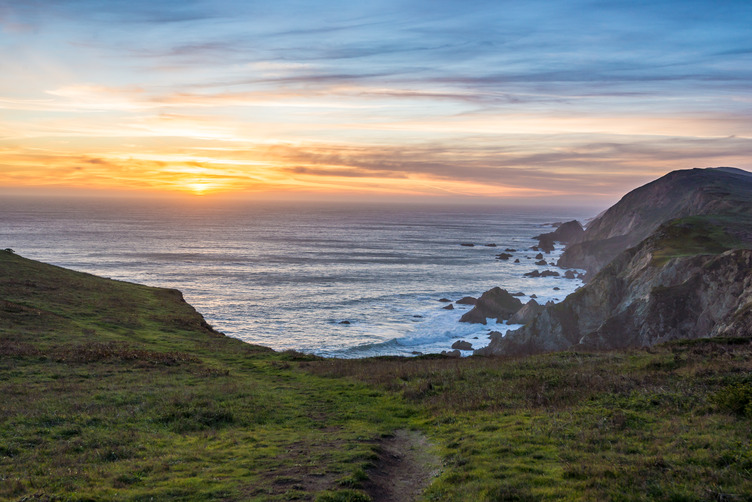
top-left (559, 167), bottom-right (752, 277)
top-left (480, 167), bottom-right (752, 357)
top-left (2, 248), bottom-right (752, 500)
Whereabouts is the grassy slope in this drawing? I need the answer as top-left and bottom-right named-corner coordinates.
top-left (2, 250), bottom-right (752, 501)
top-left (650, 214), bottom-right (752, 265)
top-left (0, 251), bottom-right (414, 501)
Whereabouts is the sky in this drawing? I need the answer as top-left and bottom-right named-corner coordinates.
top-left (1, 0), bottom-right (751, 205)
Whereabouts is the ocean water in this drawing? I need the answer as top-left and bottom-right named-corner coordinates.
top-left (0, 197), bottom-right (592, 357)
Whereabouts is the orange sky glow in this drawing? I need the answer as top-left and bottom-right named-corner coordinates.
top-left (1, 1), bottom-right (750, 205)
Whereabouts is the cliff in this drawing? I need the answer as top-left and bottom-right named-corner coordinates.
top-left (558, 167), bottom-right (752, 277)
top-left (478, 167), bottom-right (752, 357)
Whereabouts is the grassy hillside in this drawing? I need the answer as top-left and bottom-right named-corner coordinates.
top-left (2, 250), bottom-right (751, 501)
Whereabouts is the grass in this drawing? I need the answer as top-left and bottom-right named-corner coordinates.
top-left (2, 250), bottom-right (751, 501)
top-left (650, 215), bottom-right (751, 266)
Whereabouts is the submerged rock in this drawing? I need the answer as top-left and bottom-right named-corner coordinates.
top-left (442, 304), bottom-right (454, 310)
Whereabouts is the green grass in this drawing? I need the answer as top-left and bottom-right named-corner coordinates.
top-left (2, 250), bottom-right (751, 501)
top-left (650, 215), bottom-right (750, 265)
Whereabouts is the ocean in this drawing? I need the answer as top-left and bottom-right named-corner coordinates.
top-left (0, 196), bottom-right (594, 357)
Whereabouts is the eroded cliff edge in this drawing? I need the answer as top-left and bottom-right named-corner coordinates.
top-left (477, 167), bottom-right (752, 357)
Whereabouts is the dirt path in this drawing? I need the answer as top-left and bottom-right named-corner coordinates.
top-left (362, 429), bottom-right (441, 502)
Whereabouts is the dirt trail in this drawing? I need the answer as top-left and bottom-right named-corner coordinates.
top-left (363, 429), bottom-right (441, 502)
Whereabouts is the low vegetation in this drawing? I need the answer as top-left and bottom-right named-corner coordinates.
top-left (2, 250), bottom-right (751, 501)
top-left (650, 215), bottom-right (749, 266)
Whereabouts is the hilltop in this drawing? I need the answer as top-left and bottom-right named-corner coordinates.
top-left (480, 167), bottom-right (752, 357)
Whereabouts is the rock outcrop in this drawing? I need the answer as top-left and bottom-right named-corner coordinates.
top-left (459, 287), bottom-right (523, 324)
top-left (508, 299), bottom-right (543, 325)
top-left (535, 220), bottom-right (584, 245)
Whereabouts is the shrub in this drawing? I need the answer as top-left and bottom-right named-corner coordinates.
top-left (713, 382), bottom-right (752, 417)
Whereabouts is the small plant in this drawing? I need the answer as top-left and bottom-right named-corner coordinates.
top-left (713, 382), bottom-right (752, 417)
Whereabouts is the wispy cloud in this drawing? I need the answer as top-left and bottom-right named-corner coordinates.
top-left (0, 0), bottom-right (750, 201)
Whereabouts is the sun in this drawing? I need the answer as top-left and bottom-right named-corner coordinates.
top-left (185, 182), bottom-right (214, 196)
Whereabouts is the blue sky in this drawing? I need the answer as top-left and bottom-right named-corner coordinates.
top-left (1, 0), bottom-right (750, 202)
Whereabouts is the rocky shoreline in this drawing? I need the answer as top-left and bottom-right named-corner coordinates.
top-left (440, 221), bottom-right (587, 356)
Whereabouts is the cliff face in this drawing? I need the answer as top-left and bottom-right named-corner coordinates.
top-left (558, 167), bottom-right (752, 277)
top-left (477, 167), bottom-right (752, 357)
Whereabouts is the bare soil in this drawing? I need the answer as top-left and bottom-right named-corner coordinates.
top-left (362, 429), bottom-right (441, 502)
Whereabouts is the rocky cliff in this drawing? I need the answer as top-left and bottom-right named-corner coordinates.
top-left (477, 167), bottom-right (752, 357)
top-left (558, 167), bottom-right (752, 277)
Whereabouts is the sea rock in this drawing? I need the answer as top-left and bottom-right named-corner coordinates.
top-left (511, 292), bottom-right (525, 296)
top-left (524, 270), bottom-right (540, 277)
top-left (439, 298), bottom-right (451, 302)
top-left (441, 349), bottom-right (461, 358)
top-left (451, 340), bottom-right (473, 350)
top-left (505, 248), bottom-right (517, 252)
top-left (537, 234), bottom-right (555, 253)
top-left (508, 299), bottom-right (543, 325)
top-left (540, 270), bottom-right (560, 277)
top-left (459, 287), bottom-right (523, 324)
top-left (535, 253), bottom-right (544, 260)
top-left (496, 253), bottom-right (513, 260)
top-left (564, 270), bottom-right (577, 279)
top-left (530, 294), bottom-right (537, 299)
top-left (456, 296), bottom-right (477, 305)
top-left (443, 304), bottom-right (454, 310)
top-left (535, 260), bottom-right (548, 266)
top-left (514, 259), bottom-right (520, 263)
top-left (339, 321), bottom-right (351, 325)
top-left (534, 221), bottom-right (585, 250)
top-left (553, 287), bottom-right (560, 290)
top-left (460, 243), bottom-right (475, 247)
top-left (485, 243), bottom-right (497, 247)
